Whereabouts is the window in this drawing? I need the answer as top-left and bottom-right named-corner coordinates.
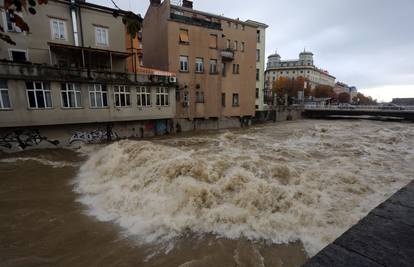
top-left (4, 10), bottom-right (21, 32)
top-left (175, 91), bottom-right (181, 102)
top-left (9, 49), bottom-right (27, 62)
top-left (209, 59), bottom-right (218, 74)
top-left (114, 85), bottom-right (130, 107)
top-left (196, 91), bottom-right (204, 103)
top-left (222, 63), bottom-right (227, 77)
top-left (257, 30), bottom-right (261, 43)
top-left (156, 87), bottom-right (169, 106)
top-left (183, 91), bottom-right (189, 107)
top-left (26, 81), bottom-right (52, 109)
top-left (137, 86), bottom-right (151, 107)
top-left (232, 64), bottom-right (240, 74)
top-left (256, 49), bottom-right (260, 62)
top-left (0, 80), bottom-right (11, 109)
top-left (209, 34), bottom-right (217, 48)
top-left (51, 19), bottom-right (67, 40)
top-left (179, 29), bottom-right (189, 44)
top-left (89, 84), bottom-right (108, 108)
top-left (241, 42), bottom-right (245, 52)
top-left (233, 40), bottom-right (238, 50)
top-left (232, 93), bottom-right (239, 107)
top-left (195, 58), bottom-right (204, 73)
top-left (221, 93), bottom-right (226, 107)
top-left (226, 39), bottom-right (231, 49)
top-left (256, 69), bottom-right (260, 81)
top-left (180, 56), bottom-right (189, 72)
top-left (95, 26), bottom-right (109, 46)
top-left (256, 88), bottom-right (259, 99)
top-left (61, 83), bottom-right (82, 108)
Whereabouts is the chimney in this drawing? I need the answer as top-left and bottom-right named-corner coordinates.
top-left (150, 0), bottom-right (161, 5)
top-left (182, 0), bottom-right (193, 9)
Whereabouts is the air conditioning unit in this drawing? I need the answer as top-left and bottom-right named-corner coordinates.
top-left (169, 76), bottom-right (177, 83)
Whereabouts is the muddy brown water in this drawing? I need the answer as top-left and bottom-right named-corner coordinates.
top-left (0, 142), bottom-right (307, 267)
top-left (1, 120), bottom-right (414, 267)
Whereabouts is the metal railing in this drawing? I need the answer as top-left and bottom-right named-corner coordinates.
top-left (305, 104), bottom-right (414, 111)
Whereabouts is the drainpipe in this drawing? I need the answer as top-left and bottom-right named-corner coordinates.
top-left (70, 0), bottom-right (79, 46)
top-left (78, 2), bottom-right (85, 46)
top-left (131, 33), bottom-right (137, 82)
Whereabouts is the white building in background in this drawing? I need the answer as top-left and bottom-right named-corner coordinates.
top-left (246, 20), bottom-right (268, 111)
top-left (265, 50), bottom-right (336, 92)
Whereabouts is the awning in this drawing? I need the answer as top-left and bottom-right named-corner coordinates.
top-left (48, 42), bottom-right (131, 58)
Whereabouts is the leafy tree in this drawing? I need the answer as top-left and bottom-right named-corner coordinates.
top-left (313, 85), bottom-right (334, 98)
top-left (338, 92), bottom-right (351, 103)
top-left (272, 76), bottom-right (309, 105)
top-left (353, 93), bottom-right (377, 105)
top-left (0, 0), bottom-right (46, 45)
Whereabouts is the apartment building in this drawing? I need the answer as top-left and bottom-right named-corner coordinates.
top-left (265, 51), bottom-right (336, 91)
top-left (143, 0), bottom-right (264, 129)
top-left (0, 0), bottom-right (176, 150)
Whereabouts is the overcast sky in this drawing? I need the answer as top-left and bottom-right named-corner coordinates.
top-left (90, 0), bottom-right (414, 102)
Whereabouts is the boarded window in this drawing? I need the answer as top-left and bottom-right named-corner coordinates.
top-left (179, 29), bottom-right (189, 43)
top-left (209, 34), bottom-right (217, 48)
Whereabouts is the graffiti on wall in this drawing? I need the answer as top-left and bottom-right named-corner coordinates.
top-left (0, 129), bottom-right (60, 150)
top-left (69, 127), bottom-right (119, 144)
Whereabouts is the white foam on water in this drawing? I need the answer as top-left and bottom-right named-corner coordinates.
top-left (73, 121), bottom-right (414, 256)
top-left (0, 157), bottom-right (79, 168)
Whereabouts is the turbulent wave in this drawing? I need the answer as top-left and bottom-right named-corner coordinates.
top-left (73, 121), bottom-right (414, 256)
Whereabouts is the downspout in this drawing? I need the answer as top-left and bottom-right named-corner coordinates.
top-left (70, 0), bottom-right (79, 46)
top-left (77, 1), bottom-right (85, 46)
top-left (131, 33), bottom-right (137, 82)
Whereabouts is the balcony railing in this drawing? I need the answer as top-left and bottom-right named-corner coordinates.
top-left (221, 49), bottom-right (235, 61)
top-left (0, 61), bottom-right (176, 85)
top-left (170, 13), bottom-right (222, 30)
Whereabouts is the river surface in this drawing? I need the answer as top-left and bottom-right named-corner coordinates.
top-left (1, 120), bottom-right (413, 267)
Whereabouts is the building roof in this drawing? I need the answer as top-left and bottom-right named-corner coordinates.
top-left (245, 20), bottom-right (269, 28)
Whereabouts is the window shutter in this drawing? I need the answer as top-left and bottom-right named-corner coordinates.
top-left (179, 29), bottom-right (189, 43)
top-left (209, 35), bottom-right (217, 48)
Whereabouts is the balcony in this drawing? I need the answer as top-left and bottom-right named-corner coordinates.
top-left (48, 42), bottom-right (130, 73)
top-left (221, 49), bottom-right (235, 62)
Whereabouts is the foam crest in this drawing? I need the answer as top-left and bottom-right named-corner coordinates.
top-left (73, 121), bottom-right (414, 256)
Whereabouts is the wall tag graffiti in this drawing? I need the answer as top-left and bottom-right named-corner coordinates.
top-left (69, 128), bottom-right (119, 144)
top-left (0, 130), bottom-right (60, 150)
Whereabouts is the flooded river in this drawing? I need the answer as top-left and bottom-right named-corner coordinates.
top-left (1, 120), bottom-right (413, 267)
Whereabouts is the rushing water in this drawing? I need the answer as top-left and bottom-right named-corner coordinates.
top-left (1, 120), bottom-right (413, 266)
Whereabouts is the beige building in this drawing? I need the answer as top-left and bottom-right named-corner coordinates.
top-left (265, 51), bottom-right (336, 92)
top-left (0, 0), bottom-right (176, 150)
top-left (245, 20), bottom-right (268, 111)
top-left (143, 0), bottom-right (264, 127)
